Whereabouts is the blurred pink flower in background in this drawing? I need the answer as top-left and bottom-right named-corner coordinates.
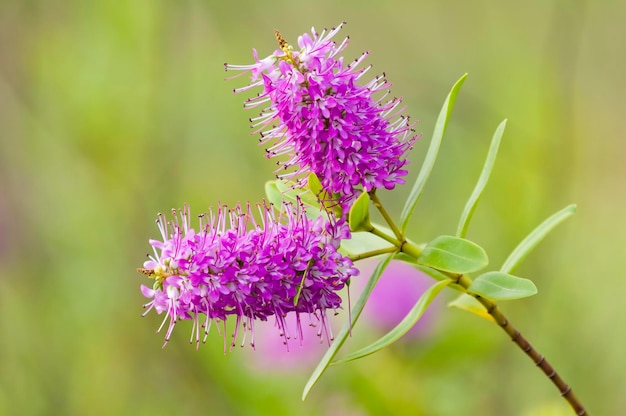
top-left (353, 259), bottom-right (439, 338)
top-left (242, 258), bottom-right (439, 372)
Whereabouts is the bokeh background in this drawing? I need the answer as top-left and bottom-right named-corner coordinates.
top-left (0, 0), bottom-right (623, 414)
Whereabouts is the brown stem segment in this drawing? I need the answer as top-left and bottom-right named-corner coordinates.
top-left (387, 226), bottom-right (588, 413)
top-left (454, 276), bottom-right (588, 415)
top-left (490, 303), bottom-right (587, 415)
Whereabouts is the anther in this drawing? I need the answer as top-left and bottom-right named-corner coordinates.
top-left (274, 29), bottom-right (289, 52)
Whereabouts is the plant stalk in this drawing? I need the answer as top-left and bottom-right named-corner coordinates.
top-left (370, 206), bottom-right (589, 416)
top-left (349, 247), bottom-right (398, 262)
top-left (369, 190), bottom-right (404, 241)
top-left (455, 275), bottom-right (588, 415)
top-left (387, 234), bottom-right (588, 414)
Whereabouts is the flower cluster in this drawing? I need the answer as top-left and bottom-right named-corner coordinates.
top-left (139, 23), bottom-right (419, 350)
top-left (139, 202), bottom-right (358, 349)
top-left (226, 22), bottom-right (419, 208)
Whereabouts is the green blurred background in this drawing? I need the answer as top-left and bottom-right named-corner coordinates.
top-left (0, 0), bottom-right (623, 414)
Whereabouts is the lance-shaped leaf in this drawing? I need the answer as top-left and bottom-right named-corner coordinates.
top-left (400, 73), bottom-right (468, 233)
top-left (302, 254), bottom-right (394, 400)
top-left (348, 191), bottom-right (372, 232)
top-left (468, 271), bottom-right (537, 301)
top-left (418, 235), bottom-right (488, 274)
top-left (332, 279), bottom-right (450, 364)
top-left (456, 120), bottom-right (506, 238)
top-left (501, 204), bottom-right (577, 274)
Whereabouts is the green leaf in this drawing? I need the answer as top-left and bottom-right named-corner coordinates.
top-left (411, 263), bottom-right (449, 281)
top-left (275, 179), bottom-right (320, 209)
top-left (418, 235), bottom-right (488, 274)
top-left (410, 263), bottom-right (466, 293)
top-left (456, 120), bottom-right (506, 238)
top-left (264, 181), bottom-right (283, 207)
top-left (306, 172), bottom-right (343, 218)
top-left (333, 279), bottom-right (450, 364)
top-left (266, 179), bottom-right (332, 221)
top-left (448, 294), bottom-right (494, 322)
top-left (393, 251), bottom-right (419, 264)
top-left (501, 204), bottom-right (577, 274)
top-left (392, 254), bottom-right (466, 292)
top-left (348, 192), bottom-right (371, 232)
top-left (307, 172), bottom-right (324, 195)
top-left (302, 254), bottom-right (395, 400)
top-left (468, 271), bottom-right (537, 300)
top-left (340, 224), bottom-right (393, 256)
top-left (266, 179), bottom-right (316, 209)
top-left (399, 73), bottom-right (468, 233)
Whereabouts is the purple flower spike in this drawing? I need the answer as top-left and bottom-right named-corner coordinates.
top-left (226, 22), bottom-right (420, 208)
top-left (138, 202), bottom-right (358, 350)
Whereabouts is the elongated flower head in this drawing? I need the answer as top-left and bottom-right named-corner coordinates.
top-left (226, 23), bottom-right (420, 208)
top-left (138, 202), bottom-right (358, 350)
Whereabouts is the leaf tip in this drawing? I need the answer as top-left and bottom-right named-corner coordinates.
top-left (302, 380), bottom-right (315, 401)
top-left (456, 73), bottom-right (468, 87)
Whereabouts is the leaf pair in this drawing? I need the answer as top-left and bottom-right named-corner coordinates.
top-left (449, 204), bottom-right (576, 317)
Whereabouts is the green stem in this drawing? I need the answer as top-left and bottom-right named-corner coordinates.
top-left (399, 240), bottom-right (422, 258)
top-left (369, 190), bottom-right (404, 241)
top-left (369, 225), bottom-right (402, 247)
top-left (350, 246), bottom-right (398, 262)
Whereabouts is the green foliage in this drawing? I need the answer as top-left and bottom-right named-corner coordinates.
top-left (265, 178), bottom-right (326, 219)
top-left (468, 271), bottom-right (537, 301)
top-left (501, 204), bottom-right (577, 274)
top-left (456, 120), bottom-right (506, 238)
top-left (399, 73), bottom-right (468, 233)
top-left (307, 172), bottom-right (324, 196)
top-left (5, 2), bottom-right (616, 413)
top-left (340, 222), bottom-right (396, 255)
top-left (348, 191), bottom-right (372, 232)
top-left (418, 235), bottom-right (488, 274)
top-left (264, 181), bottom-right (283, 207)
top-left (302, 254), bottom-right (395, 400)
top-left (333, 279), bottom-right (450, 364)
top-left (275, 179), bottom-right (316, 208)
top-left (447, 294), bottom-right (494, 322)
